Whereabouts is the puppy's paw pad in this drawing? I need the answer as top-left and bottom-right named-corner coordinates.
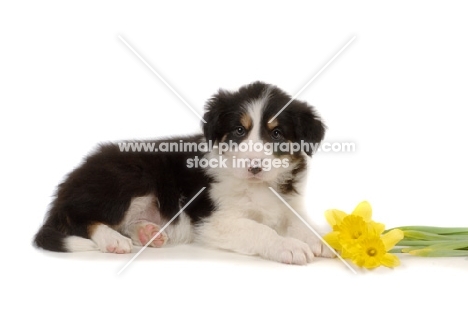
top-left (138, 223), bottom-right (168, 248)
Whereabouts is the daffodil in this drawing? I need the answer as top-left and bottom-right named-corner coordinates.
top-left (324, 201), bottom-right (384, 253)
top-left (324, 215), bottom-right (367, 253)
top-left (324, 202), bottom-right (468, 267)
top-left (324, 201), bottom-right (385, 234)
top-left (323, 201), bottom-right (404, 269)
top-left (348, 229), bottom-right (404, 268)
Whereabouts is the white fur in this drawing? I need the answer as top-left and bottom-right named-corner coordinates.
top-left (195, 175), bottom-right (327, 264)
top-left (90, 223), bottom-right (133, 254)
top-left (120, 195), bottom-right (161, 228)
top-left (119, 194), bottom-right (161, 245)
top-left (119, 194), bottom-right (193, 246)
top-left (195, 100), bottom-right (330, 264)
top-left (64, 236), bottom-right (98, 252)
top-left (163, 212), bottom-right (194, 244)
top-left (246, 99), bottom-right (264, 143)
top-left (68, 194), bottom-right (193, 253)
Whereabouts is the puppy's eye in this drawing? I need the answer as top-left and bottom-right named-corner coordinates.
top-left (271, 128), bottom-right (283, 140)
top-left (234, 126), bottom-right (246, 137)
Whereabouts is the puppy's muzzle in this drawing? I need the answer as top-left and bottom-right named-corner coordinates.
top-left (248, 158), bottom-right (263, 175)
top-left (248, 166), bottom-right (262, 175)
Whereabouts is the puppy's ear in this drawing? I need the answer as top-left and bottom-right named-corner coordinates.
top-left (202, 108), bottom-right (218, 144)
top-left (202, 91), bottom-right (225, 144)
top-left (295, 104), bottom-right (326, 156)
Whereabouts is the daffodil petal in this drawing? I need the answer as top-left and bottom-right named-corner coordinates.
top-left (369, 221), bottom-right (386, 235)
top-left (323, 231), bottom-right (342, 250)
top-left (381, 253), bottom-right (400, 267)
top-left (340, 244), bottom-right (359, 259)
top-left (381, 229), bottom-right (404, 251)
top-left (324, 209), bottom-right (347, 227)
top-left (352, 201), bottom-right (372, 222)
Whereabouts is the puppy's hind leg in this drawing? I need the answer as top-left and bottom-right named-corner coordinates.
top-left (118, 194), bottom-right (168, 248)
top-left (124, 220), bottom-right (168, 248)
top-left (89, 223), bottom-right (133, 254)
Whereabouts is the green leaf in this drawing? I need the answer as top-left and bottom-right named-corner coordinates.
top-left (401, 246), bottom-right (426, 253)
top-left (426, 240), bottom-right (468, 251)
top-left (387, 226), bottom-right (468, 235)
top-left (388, 247), bottom-right (406, 253)
top-left (409, 249), bottom-right (468, 257)
top-left (403, 230), bottom-right (468, 241)
top-left (396, 240), bottom-right (460, 246)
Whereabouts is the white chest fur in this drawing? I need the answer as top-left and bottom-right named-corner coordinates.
top-left (208, 178), bottom-right (296, 233)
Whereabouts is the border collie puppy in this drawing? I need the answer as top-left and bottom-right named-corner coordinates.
top-left (34, 81), bottom-right (333, 265)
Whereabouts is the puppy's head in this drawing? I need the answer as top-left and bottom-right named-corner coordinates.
top-left (203, 82), bottom-right (325, 188)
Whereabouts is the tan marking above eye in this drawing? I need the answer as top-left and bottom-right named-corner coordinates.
top-left (267, 118), bottom-right (278, 130)
top-left (240, 113), bottom-right (253, 130)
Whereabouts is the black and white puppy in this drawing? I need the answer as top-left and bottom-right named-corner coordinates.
top-left (34, 81), bottom-right (333, 265)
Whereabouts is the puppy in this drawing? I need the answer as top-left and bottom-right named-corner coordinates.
top-left (34, 81), bottom-right (333, 264)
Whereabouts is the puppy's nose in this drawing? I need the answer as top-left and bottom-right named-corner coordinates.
top-left (248, 166), bottom-right (262, 175)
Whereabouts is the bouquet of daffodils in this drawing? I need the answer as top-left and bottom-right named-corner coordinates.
top-left (323, 201), bottom-right (468, 269)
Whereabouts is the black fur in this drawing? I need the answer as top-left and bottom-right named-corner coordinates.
top-left (260, 84), bottom-right (326, 156)
top-left (34, 135), bottom-right (215, 252)
top-left (204, 81), bottom-right (325, 155)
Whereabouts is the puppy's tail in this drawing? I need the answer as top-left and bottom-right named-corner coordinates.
top-left (34, 226), bottom-right (99, 252)
top-left (34, 225), bottom-right (97, 252)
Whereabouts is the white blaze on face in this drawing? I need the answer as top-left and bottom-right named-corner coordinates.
top-left (233, 96), bottom-right (271, 180)
top-left (246, 100), bottom-right (264, 143)
top-left (207, 86), bottom-right (295, 182)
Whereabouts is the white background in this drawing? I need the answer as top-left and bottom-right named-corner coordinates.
top-left (1, 1), bottom-right (467, 309)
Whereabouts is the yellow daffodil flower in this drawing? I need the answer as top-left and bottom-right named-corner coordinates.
top-left (324, 201), bottom-right (384, 252)
top-left (324, 215), bottom-right (370, 257)
top-left (348, 229), bottom-right (404, 268)
top-left (323, 201), bottom-right (404, 269)
top-left (324, 202), bottom-right (468, 265)
top-left (324, 201), bottom-right (385, 232)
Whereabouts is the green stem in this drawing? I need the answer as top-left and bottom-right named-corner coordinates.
top-left (409, 249), bottom-right (468, 257)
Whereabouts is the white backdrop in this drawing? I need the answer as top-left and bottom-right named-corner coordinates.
top-left (1, 1), bottom-right (467, 309)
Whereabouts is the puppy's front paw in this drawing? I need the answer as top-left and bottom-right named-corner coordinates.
top-left (306, 237), bottom-right (336, 258)
top-left (268, 237), bottom-right (314, 265)
top-left (287, 225), bottom-right (336, 259)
